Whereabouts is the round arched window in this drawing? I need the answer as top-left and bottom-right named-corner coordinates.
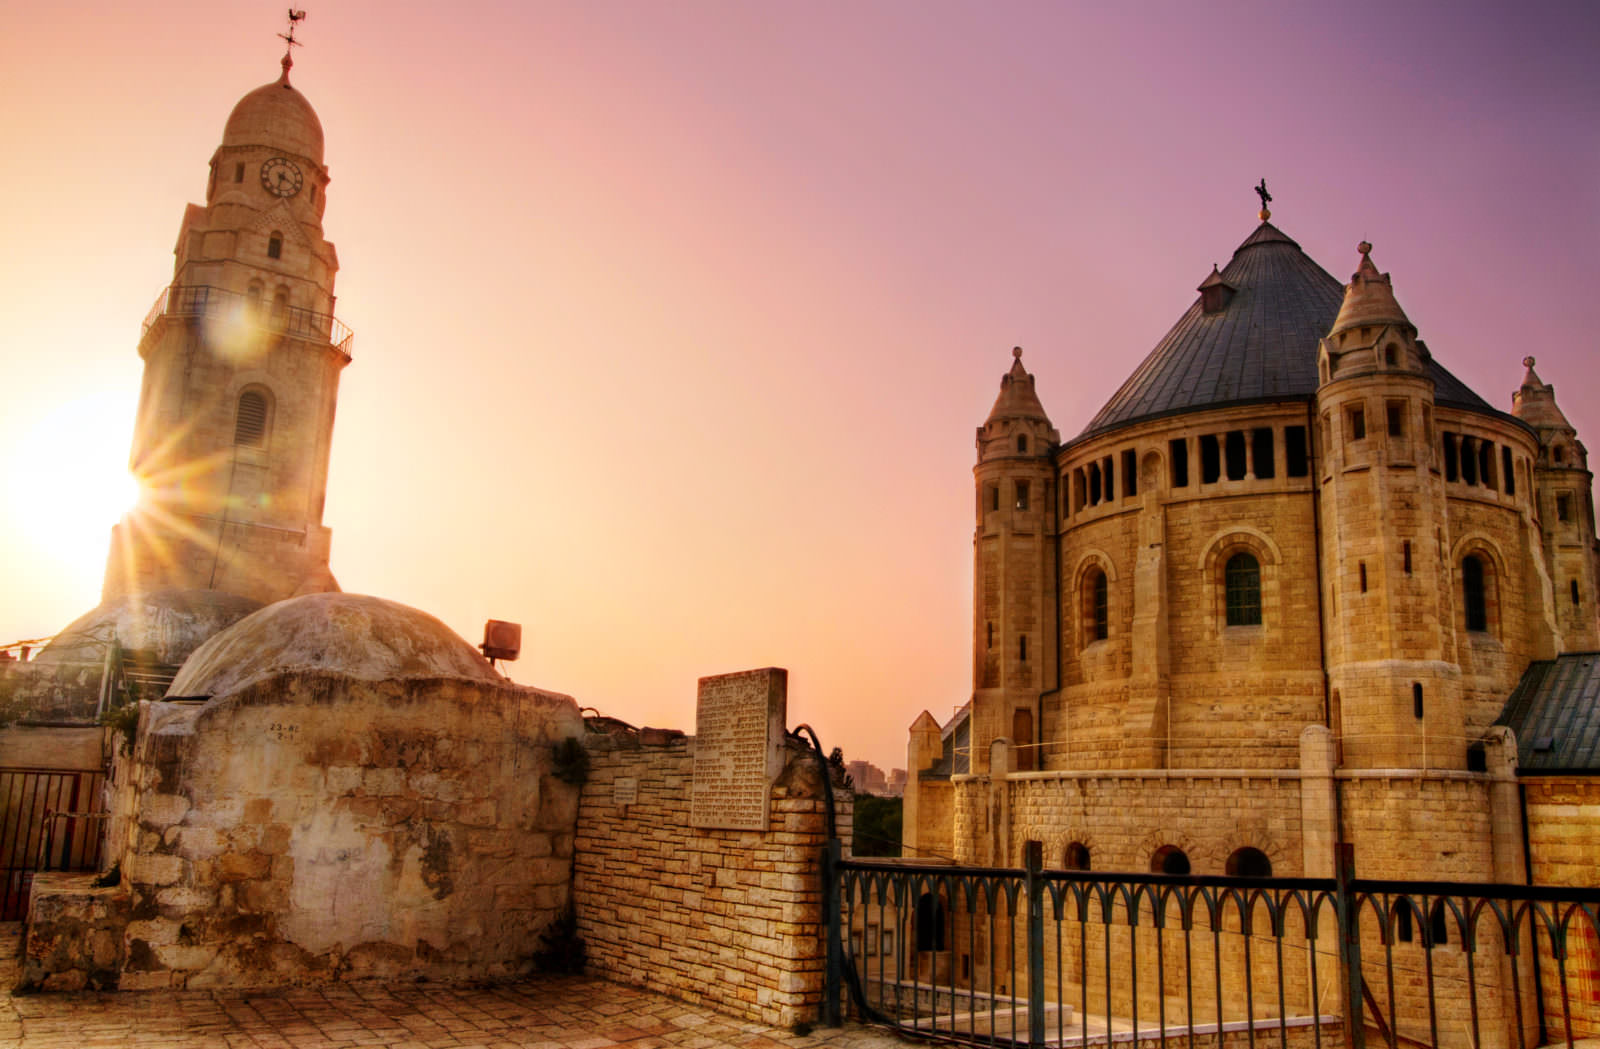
top-left (1225, 846), bottom-right (1272, 877)
top-left (1151, 845), bottom-right (1190, 876)
top-left (1064, 842), bottom-right (1090, 871)
top-left (1224, 552), bottom-right (1261, 626)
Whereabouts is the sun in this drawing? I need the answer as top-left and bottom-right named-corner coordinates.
top-left (10, 391), bottom-right (141, 573)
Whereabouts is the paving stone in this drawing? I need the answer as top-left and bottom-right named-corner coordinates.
top-left (0, 962), bottom-right (910, 1049)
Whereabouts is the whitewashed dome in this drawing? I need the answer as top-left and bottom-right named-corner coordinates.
top-left (221, 56), bottom-right (325, 166)
top-left (169, 593), bottom-right (499, 699)
top-left (37, 589), bottom-right (265, 668)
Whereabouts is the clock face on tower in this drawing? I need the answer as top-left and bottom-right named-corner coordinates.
top-left (260, 157), bottom-right (304, 198)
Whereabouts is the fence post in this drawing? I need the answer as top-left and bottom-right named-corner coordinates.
top-left (1026, 839), bottom-right (1045, 1047)
top-left (821, 838), bottom-right (842, 1027)
top-left (1334, 842), bottom-right (1365, 1049)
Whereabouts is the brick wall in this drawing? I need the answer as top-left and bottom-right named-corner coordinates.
top-left (574, 724), bottom-right (851, 1029)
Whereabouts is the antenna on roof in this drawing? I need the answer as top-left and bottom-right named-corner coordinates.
top-left (1255, 178), bottom-right (1272, 222)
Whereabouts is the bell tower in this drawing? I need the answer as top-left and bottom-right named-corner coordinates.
top-left (970, 348), bottom-right (1059, 777)
top-left (104, 43), bottom-right (352, 606)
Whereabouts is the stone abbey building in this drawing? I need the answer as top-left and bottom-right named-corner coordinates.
top-left (904, 209), bottom-right (1600, 894)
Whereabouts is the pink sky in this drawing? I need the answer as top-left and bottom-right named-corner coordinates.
top-left (2, 2), bottom-right (1596, 772)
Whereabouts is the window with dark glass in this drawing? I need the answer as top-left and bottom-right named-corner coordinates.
top-left (1170, 439), bottom-right (1189, 487)
top-left (1252, 428), bottom-right (1275, 479)
top-left (1225, 431), bottom-right (1247, 480)
top-left (1225, 552), bottom-right (1262, 626)
top-left (1200, 434), bottom-right (1221, 484)
top-left (1463, 556), bottom-right (1488, 632)
top-left (267, 231), bottom-right (283, 260)
top-left (1015, 480), bottom-right (1029, 511)
top-left (1285, 426), bottom-right (1309, 477)
top-left (1017, 434), bottom-right (1028, 454)
top-left (1091, 570), bottom-right (1108, 641)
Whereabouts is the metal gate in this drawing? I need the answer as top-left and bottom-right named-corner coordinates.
top-left (0, 768), bottom-right (107, 920)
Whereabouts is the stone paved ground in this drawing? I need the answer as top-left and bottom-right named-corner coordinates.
top-left (0, 929), bottom-right (912, 1049)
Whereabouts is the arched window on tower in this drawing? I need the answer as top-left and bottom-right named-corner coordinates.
top-left (1462, 555), bottom-right (1489, 632)
top-left (1224, 552), bottom-right (1262, 626)
top-left (235, 389), bottom-right (270, 448)
top-left (1064, 842), bottom-right (1090, 871)
top-left (1083, 567), bottom-right (1109, 645)
top-left (1017, 434), bottom-right (1028, 454)
top-left (267, 230), bottom-right (283, 260)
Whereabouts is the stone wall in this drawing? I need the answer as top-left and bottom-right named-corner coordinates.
top-left (20, 670), bottom-right (585, 992)
top-left (574, 723), bottom-right (850, 1029)
top-left (1524, 777), bottom-right (1600, 1039)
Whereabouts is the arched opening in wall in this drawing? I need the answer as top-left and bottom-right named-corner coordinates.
top-left (271, 287), bottom-right (289, 329)
top-left (1150, 846), bottom-right (1190, 876)
top-left (1140, 450), bottom-right (1162, 494)
top-left (1064, 842), bottom-right (1090, 871)
top-left (1017, 434), bottom-right (1028, 454)
top-left (1082, 567), bottom-right (1109, 645)
top-left (267, 230), bottom-right (283, 260)
top-left (1462, 555), bottom-right (1490, 633)
top-left (1392, 901), bottom-right (1415, 943)
top-left (234, 388), bottom-right (271, 448)
top-left (1012, 709), bottom-right (1034, 772)
top-left (1428, 901), bottom-right (1450, 947)
top-left (1224, 552), bottom-right (1262, 626)
top-left (1225, 847), bottom-right (1272, 877)
top-left (246, 281), bottom-right (263, 312)
top-left (914, 892), bottom-right (947, 952)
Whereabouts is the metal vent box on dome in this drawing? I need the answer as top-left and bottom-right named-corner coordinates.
top-left (481, 619), bottom-right (521, 661)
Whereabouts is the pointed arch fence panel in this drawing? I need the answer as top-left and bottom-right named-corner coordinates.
top-left (826, 846), bottom-right (1600, 1049)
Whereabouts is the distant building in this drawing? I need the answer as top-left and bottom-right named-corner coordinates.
top-left (845, 759), bottom-right (888, 796)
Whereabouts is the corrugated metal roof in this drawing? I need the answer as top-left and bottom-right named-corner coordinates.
top-left (1494, 651), bottom-right (1600, 773)
top-left (1074, 222), bottom-right (1493, 443)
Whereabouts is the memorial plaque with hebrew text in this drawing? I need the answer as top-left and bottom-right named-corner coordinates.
top-left (690, 667), bottom-right (787, 830)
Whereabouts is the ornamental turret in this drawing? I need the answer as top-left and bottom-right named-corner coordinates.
top-left (1514, 358), bottom-right (1600, 649)
top-left (103, 50), bottom-right (352, 606)
top-left (1316, 244), bottom-right (1464, 770)
top-left (971, 348), bottom-right (1059, 776)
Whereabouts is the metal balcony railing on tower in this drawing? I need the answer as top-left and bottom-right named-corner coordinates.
top-left (140, 284), bottom-right (354, 358)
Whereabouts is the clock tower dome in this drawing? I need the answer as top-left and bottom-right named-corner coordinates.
top-left (103, 52), bottom-right (352, 605)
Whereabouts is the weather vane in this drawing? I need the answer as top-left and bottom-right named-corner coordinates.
top-left (279, 9), bottom-right (308, 60)
top-left (1255, 178), bottom-right (1272, 221)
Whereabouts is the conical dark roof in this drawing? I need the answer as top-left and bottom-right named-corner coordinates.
top-left (1075, 222), bottom-right (1490, 442)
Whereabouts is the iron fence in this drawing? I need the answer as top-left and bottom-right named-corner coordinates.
top-left (0, 768), bottom-right (107, 920)
top-left (827, 845), bottom-right (1600, 1049)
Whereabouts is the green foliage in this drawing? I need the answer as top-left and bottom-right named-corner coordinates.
top-left (852, 794), bottom-right (902, 858)
top-left (550, 736), bottom-right (590, 787)
top-left (532, 905), bottom-right (586, 974)
top-left (100, 704), bottom-right (141, 755)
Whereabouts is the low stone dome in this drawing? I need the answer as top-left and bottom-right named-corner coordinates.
top-left (169, 593), bottom-right (500, 699)
top-left (36, 589), bottom-right (265, 669)
top-left (221, 59), bottom-right (325, 166)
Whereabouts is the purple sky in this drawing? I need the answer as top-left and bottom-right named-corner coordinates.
top-left (2, 2), bottom-right (1596, 771)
